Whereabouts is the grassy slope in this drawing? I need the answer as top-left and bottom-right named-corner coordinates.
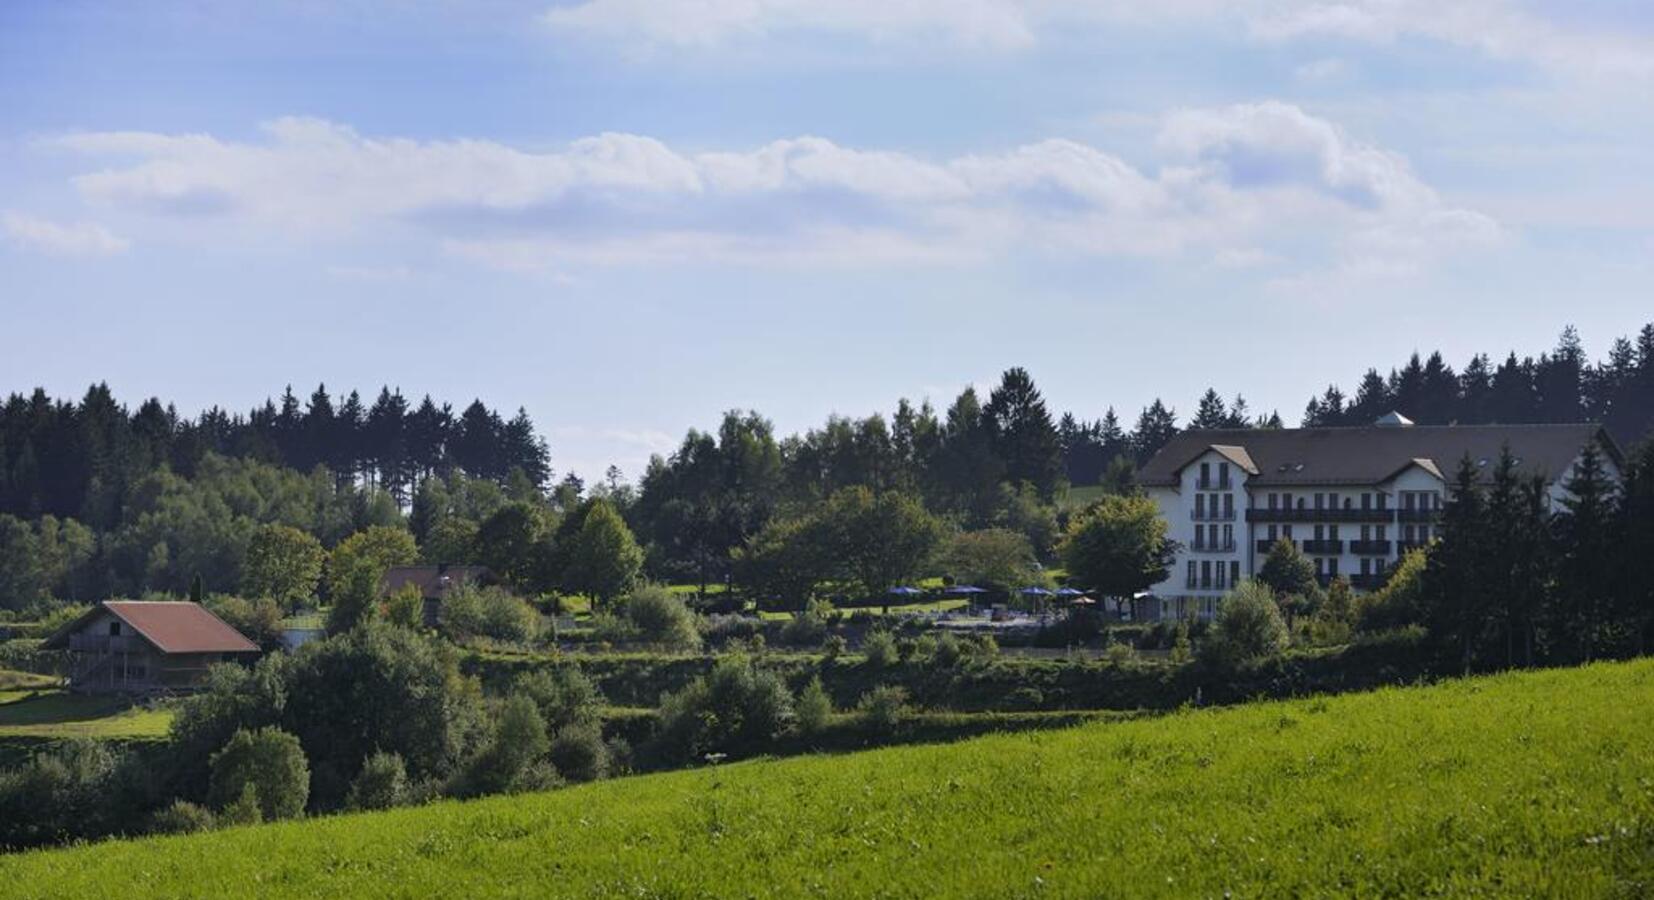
top-left (6, 661), bottom-right (1654, 898)
top-left (0, 690), bottom-right (173, 740)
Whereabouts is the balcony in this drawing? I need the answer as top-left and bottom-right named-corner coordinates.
top-left (1245, 507), bottom-right (1393, 524)
top-left (1302, 539), bottom-right (1344, 555)
top-left (1397, 507), bottom-right (1441, 523)
top-left (1185, 578), bottom-right (1216, 591)
top-left (1314, 572), bottom-right (1345, 588)
top-left (1350, 539), bottom-right (1392, 555)
top-left (1396, 539), bottom-right (1431, 553)
top-left (1255, 538), bottom-right (1289, 554)
top-left (1190, 508), bottom-right (1236, 521)
top-left (1340, 508), bottom-right (1397, 523)
top-left (1189, 540), bottom-right (1237, 554)
top-left (1350, 573), bottom-right (1387, 590)
top-left (1195, 477), bottom-right (1233, 491)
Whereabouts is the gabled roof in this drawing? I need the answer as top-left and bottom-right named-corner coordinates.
top-left (1139, 422), bottom-right (1616, 488)
top-left (1208, 444), bottom-right (1260, 475)
top-left (382, 565), bottom-right (493, 600)
top-left (42, 601), bottom-right (259, 654)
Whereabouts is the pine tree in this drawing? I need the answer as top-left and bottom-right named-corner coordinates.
top-left (1552, 440), bottom-right (1617, 661)
top-left (1190, 389), bottom-right (1229, 430)
top-left (1130, 400), bottom-right (1178, 465)
top-left (1423, 456), bottom-right (1489, 673)
top-left (982, 368), bottom-right (1063, 498)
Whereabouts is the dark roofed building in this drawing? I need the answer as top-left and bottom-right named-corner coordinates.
top-left (1134, 416), bottom-right (1622, 622)
top-left (43, 601), bottom-right (260, 694)
top-left (381, 564), bottom-right (496, 627)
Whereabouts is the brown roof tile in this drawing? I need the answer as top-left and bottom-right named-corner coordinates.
top-left (43, 601), bottom-right (259, 654)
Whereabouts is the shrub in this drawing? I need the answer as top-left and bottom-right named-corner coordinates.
top-left (344, 752), bottom-right (409, 812)
top-left (1104, 641), bottom-right (1136, 666)
top-left (1169, 621), bottom-right (1193, 664)
top-left (512, 667), bottom-right (603, 731)
top-left (795, 676), bottom-right (833, 736)
top-left (549, 723), bottom-right (610, 782)
top-left (822, 634), bottom-right (848, 659)
top-left (208, 727), bottom-right (310, 821)
top-left (857, 685), bottom-right (910, 734)
top-left (930, 631), bottom-right (964, 668)
top-left (624, 585), bottom-right (702, 650)
top-left (862, 630), bottom-right (899, 669)
top-left (149, 800), bottom-right (216, 835)
top-left (441, 585), bottom-right (541, 644)
top-left (1204, 581), bottom-right (1290, 667)
top-left (654, 654), bottom-right (795, 762)
top-left (204, 596), bottom-right (285, 649)
top-left (780, 598), bottom-right (833, 646)
top-left (219, 783), bottom-right (263, 827)
top-left (452, 694), bottom-right (551, 799)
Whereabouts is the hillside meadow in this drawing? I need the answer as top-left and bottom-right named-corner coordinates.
top-left (4, 660), bottom-right (1652, 898)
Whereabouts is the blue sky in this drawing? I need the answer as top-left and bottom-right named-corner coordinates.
top-left (2, 1), bottom-right (1651, 482)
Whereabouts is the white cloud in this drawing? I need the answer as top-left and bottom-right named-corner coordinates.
top-left (40, 103), bottom-right (1498, 283)
top-left (540, 0), bottom-right (1654, 79)
top-left (1, 212), bottom-right (129, 257)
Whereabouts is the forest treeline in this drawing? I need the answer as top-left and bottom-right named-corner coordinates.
top-left (1, 321), bottom-right (1651, 613)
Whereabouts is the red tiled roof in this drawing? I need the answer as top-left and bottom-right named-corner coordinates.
top-left (43, 601), bottom-right (259, 654)
top-left (381, 565), bottom-right (493, 599)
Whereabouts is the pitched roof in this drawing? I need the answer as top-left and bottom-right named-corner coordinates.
top-left (43, 601), bottom-right (259, 654)
top-left (1138, 422), bottom-right (1615, 488)
top-left (381, 565), bottom-right (493, 600)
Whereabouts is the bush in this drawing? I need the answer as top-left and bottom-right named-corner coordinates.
top-left (344, 752), bottom-right (408, 812)
top-left (1104, 641), bottom-right (1136, 666)
top-left (1203, 581), bottom-right (1290, 667)
top-left (780, 598), bottom-right (833, 646)
top-left (930, 631), bottom-right (964, 668)
top-left (822, 634), bottom-right (848, 659)
top-left (795, 676), bottom-right (833, 736)
top-left (549, 722), bottom-right (610, 782)
top-left (862, 630), bottom-right (899, 669)
top-left (857, 685), bottom-right (910, 734)
top-left (208, 727), bottom-right (310, 821)
top-left (219, 783), bottom-right (263, 827)
top-left (512, 667), bottom-right (603, 731)
top-left (149, 799), bottom-right (216, 835)
top-left (440, 585), bottom-right (541, 644)
top-left (654, 654), bottom-right (795, 762)
top-left (623, 586), bottom-right (702, 650)
top-left (452, 694), bottom-right (551, 799)
top-left (205, 595), bottom-right (285, 650)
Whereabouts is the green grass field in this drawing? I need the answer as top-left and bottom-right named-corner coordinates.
top-left (4, 660), bottom-right (1652, 896)
top-left (0, 689), bottom-right (174, 741)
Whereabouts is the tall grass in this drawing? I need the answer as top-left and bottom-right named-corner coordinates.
top-left (4, 660), bottom-right (1652, 897)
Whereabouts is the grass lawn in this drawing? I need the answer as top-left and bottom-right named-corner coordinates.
top-left (0, 690), bottom-right (174, 741)
top-left (5, 660), bottom-right (1652, 897)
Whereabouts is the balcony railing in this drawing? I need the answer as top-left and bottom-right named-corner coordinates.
top-left (1302, 539), bottom-right (1344, 554)
top-left (1350, 539), bottom-right (1392, 555)
top-left (1397, 507), bottom-right (1441, 522)
top-left (1189, 540), bottom-right (1237, 554)
top-left (1314, 572), bottom-right (1345, 587)
top-left (1255, 538), bottom-right (1286, 554)
top-left (1190, 508), bottom-right (1236, 521)
top-left (1350, 573), bottom-right (1387, 590)
top-left (1185, 577), bottom-right (1217, 590)
top-left (1396, 539), bottom-right (1431, 553)
top-left (1195, 477), bottom-right (1233, 491)
top-left (1246, 508), bottom-right (1394, 524)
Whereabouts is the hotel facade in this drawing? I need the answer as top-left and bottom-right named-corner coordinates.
top-left (1135, 414), bottom-right (1621, 621)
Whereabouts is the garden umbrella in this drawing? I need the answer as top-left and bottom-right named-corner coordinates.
top-left (1054, 587), bottom-right (1087, 598)
top-left (945, 585), bottom-right (988, 594)
top-left (1018, 587), bottom-right (1054, 597)
top-left (884, 585), bottom-right (923, 614)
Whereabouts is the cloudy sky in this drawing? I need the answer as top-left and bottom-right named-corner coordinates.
top-left (3, 1), bottom-right (1651, 482)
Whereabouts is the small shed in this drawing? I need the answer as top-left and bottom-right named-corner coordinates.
top-left (42, 601), bottom-right (260, 694)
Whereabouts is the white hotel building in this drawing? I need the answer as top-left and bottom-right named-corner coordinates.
top-left (1135, 414), bottom-right (1622, 621)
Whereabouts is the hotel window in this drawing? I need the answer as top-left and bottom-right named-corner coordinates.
top-left (1329, 492), bottom-right (1339, 509)
top-left (1329, 524), bottom-right (1340, 540)
top-left (1222, 524), bottom-right (1233, 547)
top-left (1215, 564), bottom-right (1227, 589)
top-left (1403, 492), bottom-right (1417, 511)
top-left (1268, 492), bottom-right (1279, 509)
top-left (1230, 561), bottom-right (1240, 585)
top-left (1376, 524), bottom-right (1387, 540)
top-left (1361, 492), bottom-right (1372, 510)
top-left (1403, 525), bottom-right (1416, 543)
top-left (1360, 558), bottom-right (1371, 576)
top-left (1283, 524), bottom-right (1294, 539)
top-left (1266, 524), bottom-right (1278, 541)
top-left (1314, 492), bottom-right (1325, 509)
top-left (1377, 493), bottom-right (1388, 510)
top-left (1314, 524), bottom-right (1325, 540)
top-left (1200, 462), bottom-right (1210, 484)
top-left (1195, 494), bottom-right (1206, 517)
top-left (1187, 560), bottom-right (1197, 584)
top-left (1360, 524), bottom-right (1371, 541)
top-left (1328, 558), bottom-right (1339, 576)
top-left (1201, 560), bottom-right (1212, 588)
top-left (1222, 494), bottom-right (1234, 517)
top-left (1419, 526), bottom-right (1431, 542)
top-left (1314, 557), bottom-right (1325, 576)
